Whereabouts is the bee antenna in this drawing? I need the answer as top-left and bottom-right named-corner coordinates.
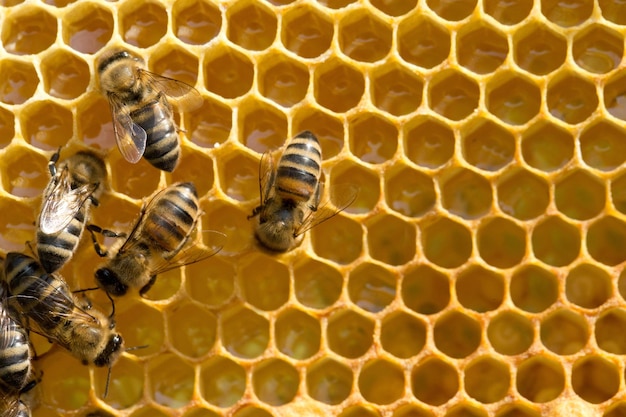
top-left (105, 291), bottom-right (116, 319)
top-left (125, 344), bottom-right (149, 352)
top-left (103, 365), bottom-right (112, 399)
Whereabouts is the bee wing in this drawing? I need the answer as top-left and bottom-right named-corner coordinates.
top-left (295, 183), bottom-right (359, 236)
top-left (139, 69), bottom-right (203, 112)
top-left (107, 94), bottom-right (147, 164)
top-left (151, 230), bottom-right (227, 276)
top-left (259, 151), bottom-right (276, 207)
top-left (0, 300), bottom-right (16, 351)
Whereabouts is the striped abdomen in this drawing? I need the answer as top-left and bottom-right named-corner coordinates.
top-left (142, 182), bottom-right (199, 254)
top-left (275, 131), bottom-right (321, 203)
top-left (131, 98), bottom-right (180, 172)
top-left (36, 203), bottom-right (87, 273)
top-left (0, 311), bottom-right (30, 392)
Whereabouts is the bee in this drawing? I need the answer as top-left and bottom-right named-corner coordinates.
top-left (1, 399), bottom-right (31, 417)
top-left (96, 49), bottom-right (203, 172)
top-left (36, 149), bottom-right (107, 273)
top-left (3, 252), bottom-right (124, 371)
top-left (92, 182), bottom-right (225, 297)
top-left (248, 131), bottom-right (356, 252)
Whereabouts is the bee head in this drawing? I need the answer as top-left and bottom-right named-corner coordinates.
top-left (95, 268), bottom-right (128, 297)
top-left (94, 334), bottom-right (124, 367)
top-left (97, 50), bottom-right (135, 74)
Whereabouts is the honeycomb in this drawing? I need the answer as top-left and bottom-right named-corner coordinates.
top-left (1, 0), bottom-right (626, 416)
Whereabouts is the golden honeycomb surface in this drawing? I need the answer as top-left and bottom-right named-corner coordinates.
top-left (0, 0), bottom-right (625, 416)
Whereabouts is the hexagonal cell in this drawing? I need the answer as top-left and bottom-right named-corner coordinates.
top-left (587, 216), bottom-right (626, 266)
top-left (119, 1), bottom-right (167, 47)
top-left (521, 122), bottom-right (574, 172)
top-left (292, 108), bottom-right (344, 160)
top-left (411, 357), bottom-right (459, 406)
top-left (367, 213), bottom-right (416, 266)
top-left (314, 58), bottom-right (365, 113)
top-left (20, 100), bottom-right (73, 150)
top-left (2, 6), bottom-right (57, 55)
top-left (392, 404), bottom-right (435, 417)
top-left (330, 161), bottom-right (380, 215)
top-left (109, 151), bottom-right (161, 199)
top-left (573, 25), bottom-right (622, 74)
top-left (477, 217), bottom-right (526, 269)
top-left (369, 0), bottom-right (416, 15)
top-left (201, 201), bottom-right (253, 255)
top-left (445, 405), bottom-right (488, 417)
top-left (572, 356), bottom-right (619, 404)
top-left (531, 216), bottom-right (580, 267)
top-left (440, 167), bottom-right (492, 219)
top-left (306, 357), bottom-right (353, 405)
top-left (116, 302), bottom-right (165, 357)
top-left (547, 73), bottom-right (598, 124)
top-left (541, 0), bottom-right (592, 27)
top-left (494, 404), bottom-right (540, 417)
top-left (497, 169), bottom-right (550, 220)
top-left (227, 0), bottom-right (277, 51)
top-left (76, 96), bottom-right (115, 150)
top-left (220, 304), bottom-right (269, 359)
top-left (456, 265), bottom-right (504, 312)
top-left (348, 262), bottom-right (396, 313)
top-left (41, 48), bottom-right (90, 100)
top-left (402, 264), bottom-right (450, 315)
top-left (258, 54), bottom-right (309, 108)
top-left (484, 0), bottom-right (532, 25)
top-left (0, 197), bottom-right (34, 252)
top-left (147, 353), bottom-right (194, 408)
top-left (566, 264), bottom-right (611, 310)
top-left (513, 25), bottom-right (566, 75)
top-left (311, 213), bottom-right (363, 264)
top-left (338, 9), bottom-right (392, 63)
top-left (370, 63), bottom-right (422, 116)
top-left (183, 409), bottom-right (221, 417)
top-left (203, 45), bottom-right (254, 99)
top-left (465, 356), bottom-right (510, 404)
top-left (93, 356), bottom-right (143, 408)
top-left (429, 70), bottom-right (480, 121)
top-left (173, 0), bottom-right (221, 45)
top-left (510, 264), bottom-right (558, 313)
top-left (38, 349), bottom-right (90, 410)
top-left (381, 311), bottom-right (426, 359)
top-left (167, 149), bottom-right (214, 197)
top-left (339, 406), bottom-right (381, 417)
top-left (62, 2), bottom-right (113, 54)
top-left (487, 310), bottom-right (534, 356)
top-left (398, 16), bottom-right (450, 69)
top-left (457, 23), bottom-right (508, 74)
top-left (200, 356), bottom-right (246, 407)
top-left (294, 258), bottom-right (342, 309)
top-left (327, 309), bottom-right (374, 358)
top-left (0, 107), bottom-right (14, 149)
top-left (434, 310), bottom-right (481, 359)
top-left (0, 146), bottom-right (48, 198)
top-left (604, 71), bottom-right (626, 121)
top-left (422, 217), bottom-right (472, 268)
top-left (232, 406), bottom-right (274, 417)
top-left (427, 0), bottom-right (477, 21)
top-left (168, 303), bottom-right (216, 358)
top-left (486, 74), bottom-right (541, 125)
top-left (610, 173), bottom-right (626, 215)
top-left (317, 0), bottom-right (357, 8)
top-left (252, 358), bottom-right (299, 406)
top-left (620, 270), bottom-right (626, 301)
top-left (404, 117), bottom-right (455, 168)
top-left (463, 119), bottom-right (515, 171)
top-left (600, 0), bottom-right (626, 24)
top-left (186, 256), bottom-right (235, 308)
top-left (281, 5), bottom-right (333, 58)
top-left (240, 255), bottom-right (289, 311)
top-left (0, 58), bottom-right (39, 104)
top-left (596, 308), bottom-right (626, 354)
top-left (218, 150), bottom-right (260, 202)
top-left (149, 44), bottom-right (199, 88)
top-left (516, 357), bottom-right (564, 403)
top-left (385, 163), bottom-right (436, 218)
top-left (129, 407), bottom-right (170, 417)
top-left (580, 121), bottom-right (626, 171)
top-left (275, 308), bottom-right (321, 359)
top-left (184, 96), bottom-right (232, 148)
top-left (238, 100), bottom-right (288, 153)
top-left (348, 113), bottom-right (398, 164)
top-left (540, 309), bottom-right (589, 355)
top-left (359, 359), bottom-right (405, 405)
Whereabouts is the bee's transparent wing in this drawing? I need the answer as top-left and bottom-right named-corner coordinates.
top-left (0, 293), bottom-right (17, 351)
top-left (107, 94), bottom-right (147, 164)
top-left (259, 151), bottom-right (276, 206)
top-left (152, 230), bottom-right (227, 276)
top-left (295, 183), bottom-right (359, 236)
top-left (140, 70), bottom-right (203, 112)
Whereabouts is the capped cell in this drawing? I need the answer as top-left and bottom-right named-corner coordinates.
top-left (330, 161), bottom-right (379, 215)
top-left (580, 121), bottom-right (626, 171)
top-left (282, 5), bottom-right (333, 59)
top-left (547, 73), bottom-right (598, 124)
top-left (595, 308), bottom-right (626, 354)
top-left (457, 22), bottom-right (508, 74)
top-left (252, 358), bottom-right (299, 406)
top-left (402, 264), bottom-right (450, 315)
top-left (20, 100), bottom-right (73, 150)
top-left (168, 303), bottom-right (217, 358)
top-left (521, 121), bottom-right (574, 172)
top-left (149, 44), bottom-right (199, 88)
top-left (2, 5), bottom-right (57, 55)
top-left (348, 113), bottom-right (398, 164)
top-left (462, 119), bottom-right (515, 171)
top-left (516, 356), bottom-right (565, 403)
top-left (227, 0), bottom-right (276, 51)
top-left (370, 62), bottom-right (422, 116)
top-left (293, 258), bottom-right (342, 309)
top-left (203, 45), bottom-right (254, 99)
top-left (275, 308), bottom-right (321, 359)
top-left (486, 74), bottom-right (540, 125)
top-left (587, 216), bottom-right (626, 266)
top-left (116, 302), bottom-right (165, 357)
top-left (483, 0), bottom-right (532, 25)
top-left (429, 70), bottom-right (479, 121)
top-left (381, 311), bottom-right (426, 359)
top-left (398, 15), bottom-right (450, 69)
top-left (314, 58), bottom-right (365, 113)
top-left (531, 216), bottom-right (580, 267)
top-left (411, 357), bottom-right (459, 406)
top-left (434, 310), bottom-right (481, 358)
top-left (555, 170), bottom-right (605, 220)
top-left (487, 310), bottom-right (534, 356)
top-left (62, 2), bottom-right (113, 54)
top-left (0, 145), bottom-right (49, 198)
top-left (440, 167), bottom-right (492, 219)
top-left (0, 107), bottom-right (14, 148)
top-left (367, 213), bottom-right (416, 266)
top-left (385, 163), bottom-right (436, 218)
top-left (258, 54), bottom-right (309, 107)
top-left (327, 308), bottom-right (374, 358)
top-left (184, 96), bottom-right (232, 148)
top-left (514, 24), bottom-right (566, 75)
top-left (147, 353), bottom-right (194, 408)
top-left (404, 117), bottom-right (455, 168)
top-left (186, 256), bottom-right (236, 308)
top-left (571, 356), bottom-right (619, 404)
top-left (173, 0), bottom-right (221, 45)
top-left (237, 99), bottom-right (288, 153)
top-left (604, 72), bottom-right (626, 121)
top-left (0, 58), bottom-right (39, 104)
top-left (338, 9), bottom-right (392, 63)
top-left (477, 217), bottom-right (526, 269)
top-left (292, 108), bottom-right (344, 160)
top-left (200, 356), bottom-right (246, 407)
top-left (311, 214), bottom-right (363, 264)
top-left (220, 304), bottom-right (269, 359)
top-left (456, 265), bottom-right (504, 312)
top-left (573, 25), bottom-right (622, 74)
top-left (510, 264), bottom-right (558, 313)
top-left (427, 0), bottom-right (477, 21)
top-left (497, 169), bottom-right (549, 220)
top-left (306, 357), bottom-right (353, 405)
top-left (422, 217), bottom-right (472, 268)
top-left (541, 0), bottom-right (592, 27)
top-left (465, 356), bottom-right (510, 403)
top-left (358, 359), bottom-right (405, 405)
top-left (119, 1), bottom-right (167, 47)
top-left (41, 49), bottom-right (90, 100)
top-left (540, 309), bottom-right (589, 355)
top-left (348, 262), bottom-right (396, 313)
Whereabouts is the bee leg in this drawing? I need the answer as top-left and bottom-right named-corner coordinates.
top-left (86, 224), bottom-right (127, 257)
top-left (48, 147), bottom-right (61, 177)
top-left (139, 275), bottom-right (157, 298)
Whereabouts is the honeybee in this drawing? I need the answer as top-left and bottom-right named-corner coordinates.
top-left (249, 131), bottom-right (357, 252)
top-left (1, 399), bottom-right (31, 417)
top-left (36, 149), bottom-right (106, 273)
top-left (96, 49), bottom-right (203, 172)
top-left (3, 252), bottom-right (124, 371)
top-left (92, 182), bottom-right (225, 297)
